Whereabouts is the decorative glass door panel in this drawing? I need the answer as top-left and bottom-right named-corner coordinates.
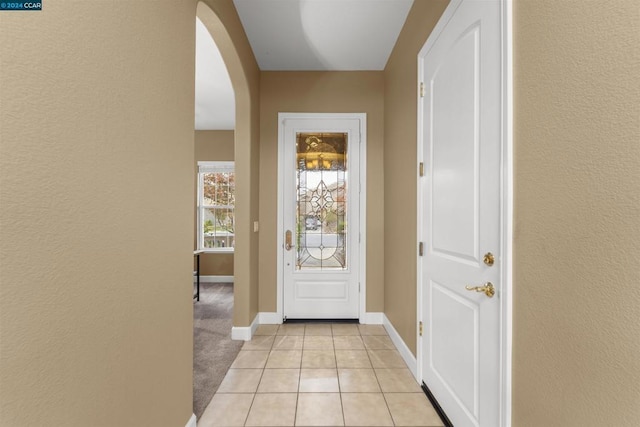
top-left (296, 133), bottom-right (347, 270)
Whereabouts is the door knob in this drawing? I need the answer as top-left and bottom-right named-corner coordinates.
top-left (465, 282), bottom-right (495, 298)
top-left (483, 252), bottom-right (495, 266)
top-left (285, 230), bottom-right (293, 251)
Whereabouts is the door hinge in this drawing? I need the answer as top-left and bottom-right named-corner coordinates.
top-left (419, 162), bottom-right (424, 177)
top-left (420, 82), bottom-right (425, 98)
top-left (419, 321), bottom-right (424, 337)
top-left (418, 242), bottom-right (424, 256)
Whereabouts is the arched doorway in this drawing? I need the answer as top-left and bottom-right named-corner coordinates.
top-left (196, 0), bottom-right (260, 333)
top-left (191, 1), bottom-right (260, 421)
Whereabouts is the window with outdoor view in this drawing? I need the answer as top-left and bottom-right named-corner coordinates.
top-left (197, 161), bottom-right (235, 252)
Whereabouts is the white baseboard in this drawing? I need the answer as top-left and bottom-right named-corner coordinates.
top-left (185, 413), bottom-right (196, 427)
top-left (361, 312), bottom-right (384, 324)
top-left (231, 313), bottom-right (259, 341)
top-left (198, 275), bottom-right (234, 283)
top-left (383, 314), bottom-right (418, 379)
top-left (259, 312), bottom-right (283, 324)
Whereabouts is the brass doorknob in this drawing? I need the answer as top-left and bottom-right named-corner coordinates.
top-left (483, 252), bottom-right (495, 266)
top-left (285, 230), bottom-right (293, 251)
top-left (465, 282), bottom-right (495, 298)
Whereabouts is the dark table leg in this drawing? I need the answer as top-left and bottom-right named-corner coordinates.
top-left (196, 253), bottom-right (200, 302)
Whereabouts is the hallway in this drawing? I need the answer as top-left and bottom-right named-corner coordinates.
top-left (197, 323), bottom-right (443, 427)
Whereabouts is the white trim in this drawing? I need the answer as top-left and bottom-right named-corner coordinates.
top-left (231, 314), bottom-right (259, 341)
top-left (197, 160), bottom-right (235, 172)
top-left (258, 312), bottom-right (283, 324)
top-left (383, 314), bottom-right (418, 378)
top-left (360, 312), bottom-right (384, 325)
top-left (276, 113), bottom-right (367, 322)
top-left (358, 117), bottom-right (368, 325)
top-left (358, 118), bottom-right (368, 325)
top-left (416, 1), bottom-right (513, 426)
top-left (185, 413), bottom-right (196, 427)
top-left (197, 248), bottom-right (235, 254)
top-left (197, 275), bottom-right (234, 283)
top-left (500, 1), bottom-right (514, 425)
top-left (277, 115), bottom-right (284, 321)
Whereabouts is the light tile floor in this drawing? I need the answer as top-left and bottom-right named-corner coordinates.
top-left (198, 323), bottom-right (444, 427)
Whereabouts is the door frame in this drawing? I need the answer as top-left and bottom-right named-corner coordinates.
top-left (416, 1), bottom-right (513, 426)
top-left (276, 112), bottom-right (367, 322)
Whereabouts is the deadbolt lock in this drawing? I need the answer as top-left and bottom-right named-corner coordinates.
top-left (483, 252), bottom-right (495, 267)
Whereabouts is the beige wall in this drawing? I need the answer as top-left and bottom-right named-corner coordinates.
top-left (195, 130), bottom-right (234, 276)
top-left (0, 2), bottom-right (195, 426)
top-left (198, 0), bottom-right (261, 327)
top-left (383, 0), bottom-right (450, 355)
top-left (195, 130), bottom-right (235, 161)
top-left (512, 0), bottom-right (640, 425)
top-left (2, 0), bottom-right (637, 425)
top-left (0, 0), bottom-right (263, 425)
top-left (384, 0), bottom-right (640, 425)
top-left (258, 72), bottom-right (385, 313)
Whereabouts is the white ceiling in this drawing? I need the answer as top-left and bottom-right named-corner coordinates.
top-left (233, 0), bottom-right (414, 71)
top-left (195, 0), bottom-right (414, 130)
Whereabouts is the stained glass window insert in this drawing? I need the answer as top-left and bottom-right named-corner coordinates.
top-left (295, 133), bottom-right (348, 270)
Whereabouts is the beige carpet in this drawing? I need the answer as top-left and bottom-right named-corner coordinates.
top-left (193, 282), bottom-right (243, 418)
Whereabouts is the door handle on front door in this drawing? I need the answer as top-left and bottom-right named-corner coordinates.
top-left (465, 282), bottom-right (495, 298)
top-left (285, 230), bottom-right (293, 251)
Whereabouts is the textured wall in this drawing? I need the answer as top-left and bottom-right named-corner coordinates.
top-left (258, 72), bottom-right (385, 314)
top-left (0, 2), bottom-right (195, 426)
top-left (195, 130), bottom-right (235, 162)
top-left (512, 0), bottom-right (640, 425)
top-left (383, 0), bottom-right (450, 355)
top-left (195, 130), bottom-right (234, 276)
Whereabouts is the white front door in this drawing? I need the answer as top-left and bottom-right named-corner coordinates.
top-left (419, 1), bottom-right (504, 426)
top-left (280, 114), bottom-right (364, 319)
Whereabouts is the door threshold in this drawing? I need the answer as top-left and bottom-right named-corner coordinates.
top-left (283, 318), bottom-right (359, 324)
top-left (421, 382), bottom-right (453, 427)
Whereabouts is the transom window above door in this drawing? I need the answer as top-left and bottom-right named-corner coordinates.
top-left (197, 161), bottom-right (235, 252)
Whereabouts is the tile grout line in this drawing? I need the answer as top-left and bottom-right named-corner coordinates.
top-left (242, 335), bottom-right (274, 427)
top-left (333, 328), bottom-right (346, 427)
top-left (295, 330), bottom-right (303, 427)
top-left (227, 323), bottom-right (431, 427)
top-left (365, 329), bottom-right (397, 426)
top-left (259, 326), bottom-right (300, 426)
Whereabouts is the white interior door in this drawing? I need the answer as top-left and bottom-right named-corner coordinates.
top-left (280, 115), bottom-right (363, 319)
top-left (419, 1), bottom-right (503, 426)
